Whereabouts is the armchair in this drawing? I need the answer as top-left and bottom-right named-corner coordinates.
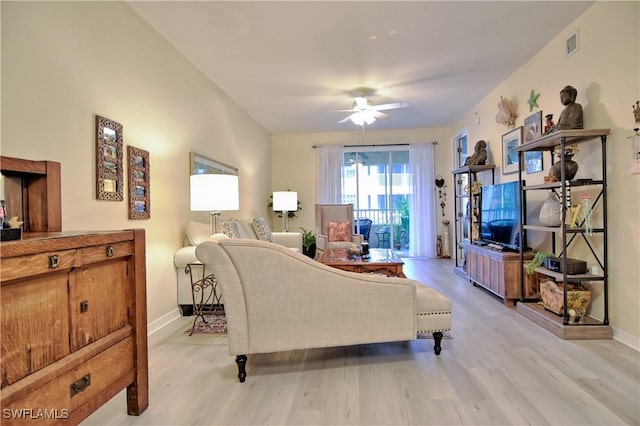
top-left (195, 238), bottom-right (452, 382)
top-left (315, 203), bottom-right (362, 255)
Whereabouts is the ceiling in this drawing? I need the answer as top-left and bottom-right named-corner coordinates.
top-left (127, 1), bottom-right (594, 134)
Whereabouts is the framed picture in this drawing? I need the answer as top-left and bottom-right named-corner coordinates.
top-left (190, 151), bottom-right (238, 175)
top-left (502, 126), bottom-right (523, 175)
top-left (128, 146), bottom-right (150, 219)
top-left (96, 115), bottom-right (124, 201)
top-left (524, 111), bottom-right (543, 143)
top-left (525, 151), bottom-right (544, 174)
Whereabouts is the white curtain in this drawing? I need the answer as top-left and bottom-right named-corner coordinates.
top-left (409, 143), bottom-right (437, 257)
top-left (315, 145), bottom-right (343, 204)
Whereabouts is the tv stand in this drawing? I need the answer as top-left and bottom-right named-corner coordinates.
top-left (462, 242), bottom-right (537, 307)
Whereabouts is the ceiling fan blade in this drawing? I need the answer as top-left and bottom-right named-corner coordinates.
top-left (337, 115), bottom-right (353, 124)
top-left (372, 101), bottom-right (410, 111)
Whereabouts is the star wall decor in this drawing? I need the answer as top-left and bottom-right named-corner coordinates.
top-left (527, 89), bottom-right (540, 112)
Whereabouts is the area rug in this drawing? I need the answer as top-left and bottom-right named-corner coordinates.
top-left (187, 312), bottom-right (451, 340)
top-left (186, 312), bottom-right (227, 335)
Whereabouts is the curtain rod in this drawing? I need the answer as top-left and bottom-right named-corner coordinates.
top-left (312, 141), bottom-right (437, 148)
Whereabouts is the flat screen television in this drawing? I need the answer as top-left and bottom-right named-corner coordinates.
top-left (480, 181), bottom-right (521, 250)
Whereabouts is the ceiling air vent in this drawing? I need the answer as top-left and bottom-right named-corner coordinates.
top-left (566, 29), bottom-right (580, 58)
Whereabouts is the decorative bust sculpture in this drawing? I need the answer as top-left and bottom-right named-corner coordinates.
top-left (464, 140), bottom-right (488, 166)
top-left (550, 85), bottom-right (583, 132)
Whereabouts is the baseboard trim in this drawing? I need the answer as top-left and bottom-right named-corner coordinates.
top-left (147, 308), bottom-right (181, 336)
top-left (612, 326), bottom-right (640, 352)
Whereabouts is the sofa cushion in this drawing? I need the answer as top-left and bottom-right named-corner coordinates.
top-left (328, 221), bottom-right (350, 242)
top-left (186, 221), bottom-right (211, 245)
top-left (251, 217), bottom-right (277, 243)
top-left (221, 220), bottom-right (242, 239)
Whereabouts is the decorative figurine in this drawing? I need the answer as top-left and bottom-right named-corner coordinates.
top-left (464, 140), bottom-right (488, 166)
top-left (544, 114), bottom-right (554, 134)
top-left (633, 100), bottom-right (640, 125)
top-left (495, 96), bottom-right (517, 127)
top-left (549, 85), bottom-right (583, 132)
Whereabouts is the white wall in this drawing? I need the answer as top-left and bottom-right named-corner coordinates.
top-left (1, 2), bottom-right (272, 323)
top-left (271, 127), bottom-right (452, 236)
top-left (451, 2), bottom-right (639, 346)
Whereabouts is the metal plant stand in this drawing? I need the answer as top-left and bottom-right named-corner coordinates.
top-left (185, 263), bottom-right (223, 336)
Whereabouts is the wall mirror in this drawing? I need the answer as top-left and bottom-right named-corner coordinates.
top-left (190, 152), bottom-right (238, 175)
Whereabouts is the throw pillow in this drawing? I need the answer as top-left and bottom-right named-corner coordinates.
top-left (252, 217), bottom-right (277, 243)
top-left (328, 221), bottom-right (350, 242)
top-left (221, 219), bottom-right (241, 239)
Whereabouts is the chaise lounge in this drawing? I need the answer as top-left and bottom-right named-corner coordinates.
top-left (195, 238), bottom-right (452, 382)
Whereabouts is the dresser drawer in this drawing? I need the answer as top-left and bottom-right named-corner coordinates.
top-left (0, 336), bottom-right (134, 425)
top-left (76, 241), bottom-right (134, 266)
top-left (69, 258), bottom-right (130, 351)
top-left (1, 274), bottom-right (70, 387)
top-left (0, 250), bottom-right (76, 282)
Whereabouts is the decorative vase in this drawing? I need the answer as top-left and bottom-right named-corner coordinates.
top-left (539, 191), bottom-right (562, 226)
top-left (551, 154), bottom-right (579, 181)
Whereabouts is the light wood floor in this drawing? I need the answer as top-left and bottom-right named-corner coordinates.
top-left (84, 258), bottom-right (639, 426)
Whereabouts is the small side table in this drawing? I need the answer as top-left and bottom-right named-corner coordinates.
top-left (185, 262), bottom-right (223, 336)
top-left (375, 229), bottom-right (391, 248)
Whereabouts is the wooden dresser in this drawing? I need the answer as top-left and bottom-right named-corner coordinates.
top-left (1, 230), bottom-right (148, 424)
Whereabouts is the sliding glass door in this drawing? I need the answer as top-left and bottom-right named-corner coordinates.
top-left (341, 148), bottom-right (411, 252)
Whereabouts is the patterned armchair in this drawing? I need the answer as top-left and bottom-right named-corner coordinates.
top-left (315, 204), bottom-right (362, 255)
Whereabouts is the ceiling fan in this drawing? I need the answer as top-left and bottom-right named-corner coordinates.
top-left (336, 87), bottom-right (409, 126)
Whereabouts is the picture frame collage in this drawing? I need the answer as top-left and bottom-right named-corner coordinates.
top-left (95, 115), bottom-right (150, 219)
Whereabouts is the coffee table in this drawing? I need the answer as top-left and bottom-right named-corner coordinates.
top-left (319, 248), bottom-right (405, 278)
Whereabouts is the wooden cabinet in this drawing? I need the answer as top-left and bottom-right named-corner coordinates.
top-left (1, 230), bottom-right (148, 424)
top-left (462, 242), bottom-right (536, 307)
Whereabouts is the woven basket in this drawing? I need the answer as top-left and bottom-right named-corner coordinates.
top-left (539, 280), bottom-right (591, 316)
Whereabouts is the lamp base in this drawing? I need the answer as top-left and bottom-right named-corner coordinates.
top-left (281, 210), bottom-right (289, 232)
top-left (211, 211), bottom-right (222, 235)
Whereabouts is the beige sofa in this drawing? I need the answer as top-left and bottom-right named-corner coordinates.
top-left (174, 219), bottom-right (302, 315)
top-left (195, 238), bottom-right (452, 382)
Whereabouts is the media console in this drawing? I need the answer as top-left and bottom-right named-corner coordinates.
top-left (462, 242), bottom-right (537, 307)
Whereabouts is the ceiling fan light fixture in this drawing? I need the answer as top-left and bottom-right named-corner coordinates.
top-left (353, 97), bottom-right (372, 109)
top-left (349, 111), bottom-right (376, 126)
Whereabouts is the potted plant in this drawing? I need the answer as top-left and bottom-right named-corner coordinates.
top-left (527, 251), bottom-right (554, 275)
top-left (299, 227), bottom-right (316, 259)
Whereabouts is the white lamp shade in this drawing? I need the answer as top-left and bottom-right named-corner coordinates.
top-left (190, 174), bottom-right (239, 211)
top-left (272, 191), bottom-right (297, 211)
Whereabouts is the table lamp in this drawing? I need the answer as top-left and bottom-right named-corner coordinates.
top-left (190, 174), bottom-right (239, 235)
top-left (272, 191), bottom-right (297, 232)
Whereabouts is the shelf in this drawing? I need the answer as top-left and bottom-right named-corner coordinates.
top-left (522, 179), bottom-right (604, 190)
top-left (523, 225), bottom-right (605, 233)
top-left (453, 265), bottom-right (468, 279)
top-left (452, 164), bottom-right (496, 174)
top-left (516, 302), bottom-right (612, 340)
top-left (534, 266), bottom-right (604, 282)
top-left (514, 129), bottom-right (611, 152)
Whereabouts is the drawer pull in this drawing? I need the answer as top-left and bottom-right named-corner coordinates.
top-left (106, 246), bottom-right (115, 257)
top-left (48, 255), bottom-right (59, 268)
top-left (80, 300), bottom-right (89, 313)
top-left (70, 374), bottom-right (91, 396)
